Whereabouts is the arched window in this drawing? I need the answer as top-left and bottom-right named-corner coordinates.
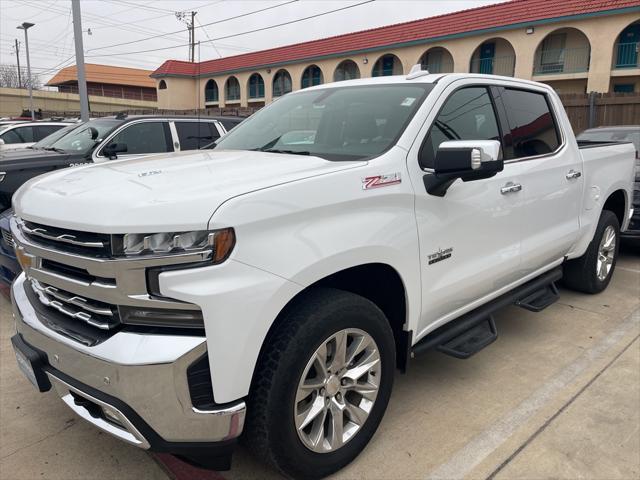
top-left (273, 70), bottom-right (292, 97)
top-left (301, 65), bottom-right (323, 89)
top-left (248, 73), bottom-right (265, 99)
top-left (225, 77), bottom-right (240, 101)
top-left (204, 79), bottom-right (218, 102)
top-left (158, 80), bottom-right (167, 90)
top-left (372, 54), bottom-right (402, 77)
top-left (333, 60), bottom-right (360, 82)
top-left (470, 39), bottom-right (516, 76)
top-left (419, 48), bottom-right (454, 73)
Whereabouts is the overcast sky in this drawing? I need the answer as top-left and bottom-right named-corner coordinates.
top-left (0, 0), bottom-right (504, 83)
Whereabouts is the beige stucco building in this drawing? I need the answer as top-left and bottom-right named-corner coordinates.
top-left (151, 0), bottom-right (640, 110)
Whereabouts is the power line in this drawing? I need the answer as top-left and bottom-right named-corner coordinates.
top-left (87, 0), bottom-right (375, 58)
top-left (86, 0), bottom-right (298, 53)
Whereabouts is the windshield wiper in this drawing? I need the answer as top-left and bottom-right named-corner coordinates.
top-left (43, 147), bottom-right (66, 154)
top-left (258, 148), bottom-right (311, 155)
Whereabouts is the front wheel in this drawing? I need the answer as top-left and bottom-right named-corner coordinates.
top-left (244, 288), bottom-right (396, 479)
top-left (563, 210), bottom-right (620, 294)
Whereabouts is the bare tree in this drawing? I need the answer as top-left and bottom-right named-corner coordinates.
top-left (0, 64), bottom-right (41, 89)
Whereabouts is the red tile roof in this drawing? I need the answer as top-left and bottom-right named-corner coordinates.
top-left (152, 0), bottom-right (640, 78)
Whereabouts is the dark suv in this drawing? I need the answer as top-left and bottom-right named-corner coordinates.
top-left (0, 115), bottom-right (244, 211)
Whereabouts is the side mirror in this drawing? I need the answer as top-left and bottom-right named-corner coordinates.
top-left (103, 143), bottom-right (128, 160)
top-left (424, 140), bottom-right (503, 197)
top-left (0, 139), bottom-right (5, 145)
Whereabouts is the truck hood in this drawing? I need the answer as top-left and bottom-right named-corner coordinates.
top-left (14, 149), bottom-right (365, 233)
top-left (0, 148), bottom-right (73, 168)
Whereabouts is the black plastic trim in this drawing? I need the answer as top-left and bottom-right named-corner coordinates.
top-left (412, 266), bottom-right (562, 358)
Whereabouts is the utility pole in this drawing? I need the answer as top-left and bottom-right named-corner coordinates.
top-left (14, 39), bottom-right (22, 88)
top-left (17, 22), bottom-right (34, 120)
top-left (71, 0), bottom-right (89, 121)
top-left (176, 11), bottom-right (197, 62)
top-left (190, 11), bottom-right (196, 62)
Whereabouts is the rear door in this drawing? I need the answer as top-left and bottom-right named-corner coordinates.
top-left (498, 86), bottom-right (581, 274)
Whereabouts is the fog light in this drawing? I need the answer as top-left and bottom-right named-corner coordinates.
top-left (118, 306), bottom-right (204, 329)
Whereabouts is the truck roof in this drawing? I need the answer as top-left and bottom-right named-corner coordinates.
top-left (297, 72), bottom-right (555, 92)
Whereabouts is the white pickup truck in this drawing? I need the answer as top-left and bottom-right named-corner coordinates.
top-left (9, 71), bottom-right (636, 478)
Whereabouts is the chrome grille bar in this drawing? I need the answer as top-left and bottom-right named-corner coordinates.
top-left (31, 280), bottom-right (118, 331)
top-left (22, 223), bottom-right (105, 248)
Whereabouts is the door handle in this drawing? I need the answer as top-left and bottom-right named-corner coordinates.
top-left (501, 182), bottom-right (522, 194)
top-left (566, 169), bottom-right (582, 180)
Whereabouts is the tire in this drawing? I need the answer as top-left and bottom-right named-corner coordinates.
top-left (243, 287), bottom-right (396, 479)
top-left (563, 210), bottom-right (620, 294)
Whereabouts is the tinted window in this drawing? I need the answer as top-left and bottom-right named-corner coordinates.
top-left (106, 122), bottom-right (172, 155)
top-left (219, 118), bottom-right (242, 131)
top-left (34, 125), bottom-right (65, 141)
top-left (175, 122), bottom-right (219, 150)
top-left (52, 119), bottom-right (120, 154)
top-left (215, 84), bottom-right (433, 161)
top-left (1, 126), bottom-right (34, 144)
top-left (502, 89), bottom-right (560, 158)
top-left (421, 87), bottom-right (500, 168)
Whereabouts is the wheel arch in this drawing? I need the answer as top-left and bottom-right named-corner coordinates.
top-left (602, 188), bottom-right (628, 228)
top-left (252, 262), bottom-right (411, 390)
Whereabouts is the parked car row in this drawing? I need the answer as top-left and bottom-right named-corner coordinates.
top-left (5, 71), bottom-right (637, 479)
top-left (0, 114), bottom-right (243, 211)
top-left (0, 121), bottom-right (75, 151)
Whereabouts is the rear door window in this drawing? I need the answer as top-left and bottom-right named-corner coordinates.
top-left (1, 126), bottom-right (34, 144)
top-left (105, 121), bottom-right (173, 155)
top-left (502, 88), bottom-right (560, 159)
top-left (34, 125), bottom-right (65, 141)
top-left (175, 121), bottom-right (220, 150)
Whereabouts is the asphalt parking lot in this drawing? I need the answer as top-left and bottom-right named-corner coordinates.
top-left (1, 246), bottom-right (638, 480)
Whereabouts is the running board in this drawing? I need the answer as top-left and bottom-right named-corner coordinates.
top-left (516, 282), bottom-right (559, 312)
top-left (412, 267), bottom-right (562, 360)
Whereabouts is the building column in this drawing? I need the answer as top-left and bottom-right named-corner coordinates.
top-left (586, 40), bottom-right (615, 92)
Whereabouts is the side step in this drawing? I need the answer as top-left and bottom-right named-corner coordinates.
top-left (437, 316), bottom-right (497, 359)
top-left (412, 267), bottom-right (562, 360)
top-left (516, 282), bottom-right (559, 312)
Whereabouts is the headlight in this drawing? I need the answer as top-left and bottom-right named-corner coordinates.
top-left (113, 228), bottom-right (235, 263)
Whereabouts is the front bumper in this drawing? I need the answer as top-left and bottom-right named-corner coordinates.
top-left (11, 274), bottom-right (245, 469)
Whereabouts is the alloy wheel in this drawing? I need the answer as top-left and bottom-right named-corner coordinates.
top-left (294, 328), bottom-right (381, 453)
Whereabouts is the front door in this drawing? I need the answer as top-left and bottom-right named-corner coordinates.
top-left (408, 83), bottom-right (527, 338)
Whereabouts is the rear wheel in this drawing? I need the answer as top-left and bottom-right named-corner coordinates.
top-left (563, 210), bottom-right (620, 294)
top-left (244, 288), bottom-right (395, 479)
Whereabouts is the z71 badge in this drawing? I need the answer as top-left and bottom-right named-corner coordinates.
top-left (362, 172), bottom-right (401, 190)
top-left (428, 247), bottom-right (453, 265)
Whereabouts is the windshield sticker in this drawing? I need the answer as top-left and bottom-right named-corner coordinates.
top-left (401, 97), bottom-right (416, 107)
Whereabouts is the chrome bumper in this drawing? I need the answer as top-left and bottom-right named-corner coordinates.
top-left (12, 274), bottom-right (246, 448)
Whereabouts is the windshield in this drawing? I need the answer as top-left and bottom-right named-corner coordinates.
top-left (31, 123), bottom-right (80, 149)
top-left (578, 129), bottom-right (640, 151)
top-left (49, 119), bottom-right (120, 154)
top-left (215, 84), bottom-right (433, 161)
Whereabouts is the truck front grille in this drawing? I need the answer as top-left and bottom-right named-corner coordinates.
top-left (30, 279), bottom-right (120, 331)
top-left (1, 229), bottom-right (14, 249)
top-left (21, 221), bottom-right (112, 257)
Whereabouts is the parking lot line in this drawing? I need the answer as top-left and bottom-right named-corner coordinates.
top-left (425, 306), bottom-right (640, 480)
